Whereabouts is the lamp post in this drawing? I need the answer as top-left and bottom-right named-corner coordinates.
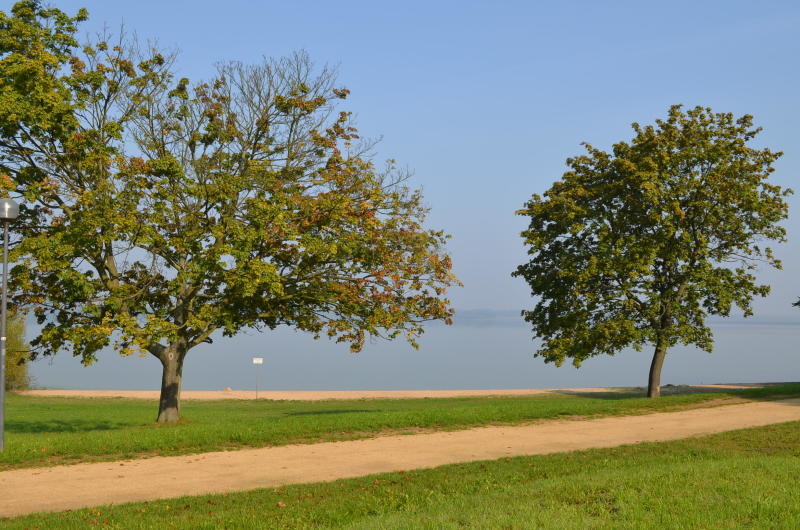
top-left (0, 198), bottom-right (19, 452)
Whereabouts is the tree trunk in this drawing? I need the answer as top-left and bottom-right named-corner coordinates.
top-left (647, 339), bottom-right (668, 398)
top-left (156, 348), bottom-right (185, 423)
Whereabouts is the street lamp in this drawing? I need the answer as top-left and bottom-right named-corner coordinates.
top-left (0, 198), bottom-right (18, 452)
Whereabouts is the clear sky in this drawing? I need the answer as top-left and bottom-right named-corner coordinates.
top-left (15, 0), bottom-right (800, 390)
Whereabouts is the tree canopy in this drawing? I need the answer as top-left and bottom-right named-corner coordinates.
top-left (0, 1), bottom-right (458, 421)
top-left (514, 105), bottom-right (791, 397)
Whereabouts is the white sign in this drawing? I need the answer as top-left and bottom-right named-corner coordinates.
top-left (252, 357), bottom-right (264, 365)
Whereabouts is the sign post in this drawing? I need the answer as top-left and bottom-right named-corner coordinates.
top-left (252, 357), bottom-right (264, 400)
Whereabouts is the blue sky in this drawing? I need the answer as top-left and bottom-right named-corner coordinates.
top-left (15, 0), bottom-right (800, 389)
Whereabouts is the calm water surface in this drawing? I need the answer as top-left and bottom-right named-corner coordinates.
top-left (29, 321), bottom-right (800, 391)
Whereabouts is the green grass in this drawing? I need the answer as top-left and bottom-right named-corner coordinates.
top-left (7, 417), bottom-right (800, 528)
top-left (3, 383), bottom-right (799, 471)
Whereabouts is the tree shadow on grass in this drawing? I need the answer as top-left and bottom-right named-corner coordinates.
top-left (556, 385), bottom-right (760, 400)
top-left (6, 419), bottom-right (133, 433)
top-left (552, 391), bottom-right (646, 400)
top-left (556, 383), bottom-right (800, 403)
top-left (283, 409), bottom-right (380, 417)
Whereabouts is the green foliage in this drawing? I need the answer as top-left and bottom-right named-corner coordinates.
top-left (4, 312), bottom-right (30, 390)
top-left (0, 1), bottom-right (86, 140)
top-left (8, 419), bottom-right (800, 527)
top-left (0, 2), bottom-right (457, 412)
top-left (514, 105), bottom-right (791, 370)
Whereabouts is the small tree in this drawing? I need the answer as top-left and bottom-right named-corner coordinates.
top-left (0, 2), bottom-right (458, 421)
top-left (514, 105), bottom-right (791, 397)
top-left (5, 311), bottom-right (31, 390)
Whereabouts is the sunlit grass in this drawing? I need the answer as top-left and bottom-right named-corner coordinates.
top-left (8, 418), bottom-right (800, 528)
top-left (3, 383), bottom-right (798, 470)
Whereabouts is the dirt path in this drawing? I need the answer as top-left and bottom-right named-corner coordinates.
top-left (3, 397), bottom-right (800, 518)
top-left (15, 383), bottom-right (768, 401)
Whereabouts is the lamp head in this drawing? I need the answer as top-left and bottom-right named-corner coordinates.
top-left (0, 199), bottom-right (18, 221)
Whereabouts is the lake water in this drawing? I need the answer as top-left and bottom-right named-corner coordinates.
top-left (28, 320), bottom-right (800, 391)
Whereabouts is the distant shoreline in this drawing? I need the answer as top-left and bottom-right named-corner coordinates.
top-left (15, 383), bottom-right (789, 401)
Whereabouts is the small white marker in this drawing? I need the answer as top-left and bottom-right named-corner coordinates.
top-left (252, 356), bottom-right (264, 400)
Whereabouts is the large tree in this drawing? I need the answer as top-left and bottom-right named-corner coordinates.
top-left (514, 105), bottom-right (790, 397)
top-left (0, 1), bottom-right (457, 421)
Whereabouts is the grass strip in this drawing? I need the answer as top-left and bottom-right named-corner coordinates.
top-left (2, 383), bottom-right (798, 471)
top-left (7, 416), bottom-right (800, 528)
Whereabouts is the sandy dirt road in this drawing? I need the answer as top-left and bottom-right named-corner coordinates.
top-left (2, 397), bottom-right (800, 518)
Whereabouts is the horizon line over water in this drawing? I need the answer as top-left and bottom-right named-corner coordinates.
top-left (447, 309), bottom-right (800, 328)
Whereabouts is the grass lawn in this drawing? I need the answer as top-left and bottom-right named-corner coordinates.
top-left (3, 383), bottom-right (798, 470)
top-left (7, 417), bottom-right (800, 528)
